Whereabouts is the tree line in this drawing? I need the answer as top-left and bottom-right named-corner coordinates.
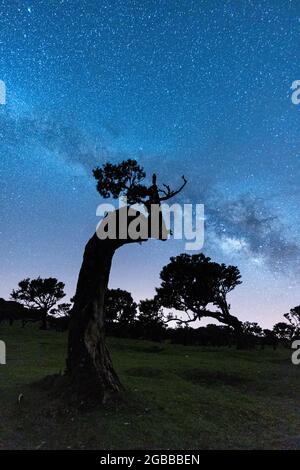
top-left (1, 267), bottom-right (299, 349)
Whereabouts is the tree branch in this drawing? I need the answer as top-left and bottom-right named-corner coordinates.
top-left (158, 175), bottom-right (187, 202)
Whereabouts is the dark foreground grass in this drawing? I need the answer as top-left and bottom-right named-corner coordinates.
top-left (0, 324), bottom-right (299, 450)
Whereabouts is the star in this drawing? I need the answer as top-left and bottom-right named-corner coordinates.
top-left (0, 0), bottom-right (298, 327)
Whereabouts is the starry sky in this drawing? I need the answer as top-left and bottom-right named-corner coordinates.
top-left (0, 0), bottom-right (299, 328)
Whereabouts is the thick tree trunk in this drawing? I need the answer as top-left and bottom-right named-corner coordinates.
top-left (227, 316), bottom-right (244, 349)
top-left (41, 310), bottom-right (48, 330)
top-left (65, 192), bottom-right (167, 402)
top-left (66, 233), bottom-right (124, 401)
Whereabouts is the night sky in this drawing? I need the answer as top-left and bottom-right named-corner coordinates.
top-left (0, 0), bottom-right (299, 327)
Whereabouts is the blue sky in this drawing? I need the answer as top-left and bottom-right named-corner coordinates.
top-left (0, 0), bottom-right (299, 327)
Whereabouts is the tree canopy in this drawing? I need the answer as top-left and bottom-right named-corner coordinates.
top-left (93, 159), bottom-right (187, 206)
top-left (273, 322), bottom-right (294, 341)
top-left (93, 159), bottom-right (148, 205)
top-left (11, 277), bottom-right (65, 329)
top-left (50, 302), bottom-right (72, 318)
top-left (284, 305), bottom-right (300, 333)
top-left (105, 288), bottom-right (137, 325)
top-left (156, 253), bottom-right (242, 329)
top-left (138, 298), bottom-right (165, 328)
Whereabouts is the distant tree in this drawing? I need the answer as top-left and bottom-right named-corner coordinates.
top-left (67, 159), bottom-right (187, 400)
top-left (48, 303), bottom-right (72, 331)
top-left (105, 289), bottom-right (137, 325)
top-left (11, 277), bottom-right (65, 329)
top-left (284, 306), bottom-right (300, 335)
top-left (50, 302), bottom-right (72, 318)
top-left (138, 298), bottom-right (164, 325)
top-left (262, 329), bottom-right (278, 350)
top-left (242, 322), bottom-right (263, 337)
top-left (273, 322), bottom-right (294, 343)
top-left (137, 298), bottom-right (165, 340)
top-left (156, 253), bottom-right (242, 331)
top-left (240, 322), bottom-right (263, 348)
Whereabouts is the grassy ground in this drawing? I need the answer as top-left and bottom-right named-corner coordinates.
top-left (0, 323), bottom-right (299, 450)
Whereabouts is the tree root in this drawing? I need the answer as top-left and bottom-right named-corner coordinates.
top-left (32, 372), bottom-right (124, 410)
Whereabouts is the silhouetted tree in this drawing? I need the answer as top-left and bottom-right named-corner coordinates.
top-left (273, 322), bottom-right (294, 344)
top-left (156, 253), bottom-right (242, 331)
top-left (242, 322), bottom-right (263, 337)
top-left (284, 305), bottom-right (300, 336)
top-left (66, 159), bottom-right (187, 401)
top-left (240, 322), bottom-right (263, 348)
top-left (137, 298), bottom-right (165, 340)
top-left (261, 329), bottom-right (278, 350)
top-left (50, 302), bottom-right (72, 318)
top-left (11, 277), bottom-right (65, 329)
top-left (105, 288), bottom-right (137, 326)
top-left (48, 303), bottom-right (72, 331)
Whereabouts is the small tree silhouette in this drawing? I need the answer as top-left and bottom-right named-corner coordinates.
top-left (50, 303), bottom-right (72, 318)
top-left (284, 305), bottom-right (300, 335)
top-left (11, 277), bottom-right (65, 329)
top-left (273, 322), bottom-right (294, 343)
top-left (137, 298), bottom-right (165, 341)
top-left (242, 322), bottom-right (263, 337)
top-left (156, 253), bottom-right (242, 330)
top-left (105, 289), bottom-right (137, 326)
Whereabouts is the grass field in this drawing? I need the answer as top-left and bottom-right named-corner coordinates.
top-left (0, 324), bottom-right (299, 450)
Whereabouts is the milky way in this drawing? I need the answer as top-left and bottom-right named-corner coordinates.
top-left (0, 0), bottom-right (299, 327)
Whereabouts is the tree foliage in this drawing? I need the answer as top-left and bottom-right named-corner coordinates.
top-left (284, 305), bottom-right (300, 332)
top-left (93, 159), bottom-right (148, 205)
top-left (11, 277), bottom-right (65, 311)
top-left (242, 322), bottom-right (263, 337)
top-left (156, 253), bottom-right (242, 329)
top-left (136, 298), bottom-right (165, 341)
top-left (138, 298), bottom-right (165, 328)
top-left (273, 322), bottom-right (294, 341)
top-left (11, 277), bottom-right (65, 328)
top-left (105, 288), bottom-right (137, 325)
top-left (50, 302), bottom-right (72, 318)
top-left (93, 159), bottom-right (187, 207)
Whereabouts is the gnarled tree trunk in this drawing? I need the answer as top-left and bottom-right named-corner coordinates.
top-left (66, 233), bottom-right (124, 401)
top-left (65, 173), bottom-right (177, 402)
